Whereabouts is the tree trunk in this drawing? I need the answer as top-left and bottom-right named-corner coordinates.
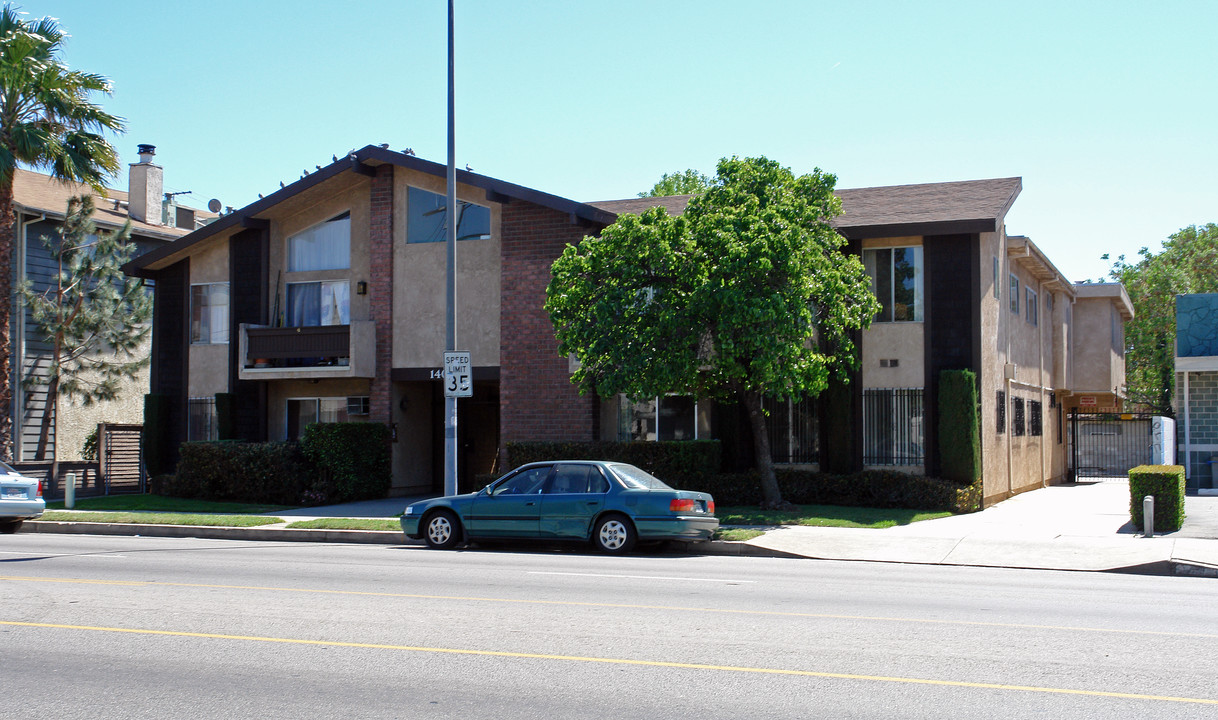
top-left (35, 375), bottom-right (58, 461)
top-left (741, 388), bottom-right (788, 510)
top-left (0, 177), bottom-right (15, 461)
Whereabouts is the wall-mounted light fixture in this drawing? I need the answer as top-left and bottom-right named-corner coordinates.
top-left (357, 281), bottom-right (368, 295)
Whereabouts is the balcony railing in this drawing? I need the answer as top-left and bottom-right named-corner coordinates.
top-left (238, 321), bottom-right (375, 379)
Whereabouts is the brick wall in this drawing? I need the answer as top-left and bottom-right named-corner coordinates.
top-left (368, 165), bottom-right (394, 423)
top-left (500, 202), bottom-right (599, 444)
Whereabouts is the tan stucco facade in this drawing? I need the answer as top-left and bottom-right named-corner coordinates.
top-left (188, 238), bottom-right (231, 398)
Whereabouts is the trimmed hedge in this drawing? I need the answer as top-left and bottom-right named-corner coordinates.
top-left (939, 369), bottom-right (981, 483)
top-left (164, 441), bottom-right (310, 505)
top-left (504, 440), bottom-right (721, 484)
top-left (299, 423), bottom-right (391, 504)
top-left (667, 468), bottom-right (980, 514)
top-left (1129, 465), bottom-right (1186, 532)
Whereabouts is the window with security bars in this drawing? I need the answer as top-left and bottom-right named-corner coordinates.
top-left (188, 398), bottom-right (218, 441)
top-left (862, 388), bottom-right (924, 465)
top-left (1029, 400), bottom-right (1043, 436)
top-left (997, 390), bottom-right (1006, 434)
top-left (1013, 398), bottom-right (1026, 436)
top-left (764, 395), bottom-right (819, 464)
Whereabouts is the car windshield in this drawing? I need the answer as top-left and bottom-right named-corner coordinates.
top-left (608, 463), bottom-right (673, 490)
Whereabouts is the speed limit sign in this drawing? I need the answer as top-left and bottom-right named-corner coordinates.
top-left (443, 351), bottom-right (472, 398)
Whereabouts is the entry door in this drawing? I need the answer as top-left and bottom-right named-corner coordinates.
top-left (467, 465), bottom-right (549, 537)
top-left (539, 464), bottom-right (609, 539)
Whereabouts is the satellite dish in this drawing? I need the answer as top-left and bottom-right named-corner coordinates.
top-left (207, 199), bottom-right (222, 213)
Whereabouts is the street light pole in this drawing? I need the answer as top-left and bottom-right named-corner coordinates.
top-left (444, 0), bottom-right (458, 496)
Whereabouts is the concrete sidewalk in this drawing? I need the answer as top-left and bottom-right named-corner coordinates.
top-left (25, 481), bottom-right (1218, 577)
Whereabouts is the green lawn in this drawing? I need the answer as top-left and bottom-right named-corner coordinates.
top-left (40, 511), bottom-right (285, 527)
top-left (716, 504), bottom-right (952, 529)
top-left (46, 495), bottom-right (290, 514)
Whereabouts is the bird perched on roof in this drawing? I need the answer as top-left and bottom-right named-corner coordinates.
top-left (280, 181), bottom-right (285, 188)
top-left (465, 164), bottom-right (473, 172)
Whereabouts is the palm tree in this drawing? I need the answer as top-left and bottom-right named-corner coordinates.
top-left (0, 5), bottom-right (124, 460)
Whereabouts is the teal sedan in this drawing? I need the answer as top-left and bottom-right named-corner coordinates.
top-left (401, 461), bottom-right (718, 554)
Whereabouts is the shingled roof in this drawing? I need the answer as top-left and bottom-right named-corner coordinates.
top-left (589, 177), bottom-right (1022, 239)
top-left (13, 168), bottom-right (213, 240)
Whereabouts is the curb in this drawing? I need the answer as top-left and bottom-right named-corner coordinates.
top-left (25, 521), bottom-right (410, 545)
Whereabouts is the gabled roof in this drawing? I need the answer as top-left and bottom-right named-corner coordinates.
top-left (13, 168), bottom-right (210, 241)
top-left (590, 177), bottom-right (1023, 239)
top-left (126, 145), bottom-right (620, 276)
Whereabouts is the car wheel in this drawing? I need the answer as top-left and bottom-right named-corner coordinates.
top-left (423, 510), bottom-right (461, 550)
top-left (592, 514), bottom-right (636, 554)
top-left (0, 520), bottom-right (23, 534)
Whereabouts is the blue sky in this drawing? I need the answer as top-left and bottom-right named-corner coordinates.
top-left (36, 0), bottom-right (1218, 282)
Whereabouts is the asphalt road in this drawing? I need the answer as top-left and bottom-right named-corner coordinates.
top-left (2, 534), bottom-right (1217, 719)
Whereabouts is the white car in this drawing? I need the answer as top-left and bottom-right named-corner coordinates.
top-left (0, 460), bottom-right (45, 533)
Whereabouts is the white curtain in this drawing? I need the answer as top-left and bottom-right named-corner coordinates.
top-left (288, 215), bottom-right (350, 271)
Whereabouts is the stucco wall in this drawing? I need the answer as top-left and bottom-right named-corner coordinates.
top-left (1073, 297), bottom-right (1123, 395)
top-left (188, 238), bottom-right (231, 398)
top-left (265, 378), bottom-right (372, 441)
top-left (391, 167), bottom-right (501, 370)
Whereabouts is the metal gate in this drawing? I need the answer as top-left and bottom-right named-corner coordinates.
top-left (98, 423), bottom-right (145, 494)
top-left (1067, 412), bottom-right (1153, 480)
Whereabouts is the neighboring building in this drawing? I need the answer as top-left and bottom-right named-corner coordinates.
top-left (1175, 293), bottom-right (1218, 492)
top-left (124, 146), bottom-right (1131, 506)
top-left (11, 144), bottom-right (214, 461)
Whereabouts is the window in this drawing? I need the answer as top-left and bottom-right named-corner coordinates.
top-left (287, 280), bottom-right (350, 326)
top-left (1111, 307), bottom-right (1124, 355)
top-left (618, 395), bottom-right (696, 441)
top-left (407, 187), bottom-right (491, 244)
top-left (491, 466), bottom-right (549, 496)
top-left (764, 395), bottom-right (819, 464)
top-left (288, 212), bottom-right (350, 271)
top-left (1029, 400), bottom-right (1043, 436)
top-left (1026, 289), bottom-right (1038, 326)
top-left (286, 397), bottom-right (353, 440)
top-left (863, 247), bottom-right (923, 322)
top-left (188, 398), bottom-right (218, 441)
top-left (1046, 292), bottom-right (1054, 313)
top-left (191, 283), bottom-right (229, 344)
top-left (1009, 274), bottom-right (1020, 314)
top-left (993, 256), bottom-right (1000, 299)
top-left (546, 464), bottom-right (610, 494)
top-left (862, 388), bottom-right (924, 465)
top-left (997, 390), bottom-right (1006, 434)
top-left (1013, 397), bottom-right (1026, 436)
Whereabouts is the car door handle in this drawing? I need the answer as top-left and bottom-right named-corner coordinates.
top-left (586, 501), bottom-right (601, 506)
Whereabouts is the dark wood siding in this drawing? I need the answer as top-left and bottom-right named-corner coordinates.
top-left (19, 219), bottom-right (61, 459)
top-left (228, 228), bottom-right (268, 441)
top-left (151, 259), bottom-right (190, 462)
top-left (922, 233), bottom-right (980, 477)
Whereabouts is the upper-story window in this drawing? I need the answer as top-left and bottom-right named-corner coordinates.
top-left (1026, 288), bottom-right (1038, 326)
top-left (190, 283), bottom-right (229, 344)
top-left (407, 186), bottom-right (491, 244)
top-left (863, 246), bottom-right (923, 322)
top-left (287, 280), bottom-right (349, 327)
top-left (288, 212), bottom-right (350, 271)
top-left (1009, 274), bottom-right (1020, 314)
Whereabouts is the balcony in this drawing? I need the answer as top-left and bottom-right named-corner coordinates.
top-left (238, 321), bottom-right (375, 380)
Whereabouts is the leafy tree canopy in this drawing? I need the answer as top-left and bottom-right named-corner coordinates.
top-left (548, 156), bottom-right (879, 507)
top-left (638, 168), bottom-right (713, 198)
top-left (1105, 222), bottom-right (1218, 415)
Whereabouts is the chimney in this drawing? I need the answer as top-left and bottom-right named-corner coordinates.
top-left (128, 143), bottom-right (162, 225)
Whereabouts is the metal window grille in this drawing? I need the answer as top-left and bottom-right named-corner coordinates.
top-left (862, 388), bottom-right (924, 466)
top-left (187, 398), bottom-right (218, 441)
top-left (1030, 400), bottom-right (1043, 436)
top-left (1013, 398), bottom-right (1026, 437)
top-left (764, 395), bottom-right (819, 464)
top-left (996, 390), bottom-right (1006, 434)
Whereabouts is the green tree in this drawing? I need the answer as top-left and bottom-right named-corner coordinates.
top-left (19, 195), bottom-right (151, 481)
top-left (548, 156), bottom-right (880, 508)
top-left (0, 5), bottom-right (124, 460)
top-left (638, 168), bottom-right (712, 198)
top-left (1106, 223), bottom-right (1218, 415)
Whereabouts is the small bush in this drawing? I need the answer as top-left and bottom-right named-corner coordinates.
top-left (1129, 465), bottom-right (1185, 532)
top-left (300, 423), bottom-right (391, 504)
top-left (164, 441), bottom-right (310, 505)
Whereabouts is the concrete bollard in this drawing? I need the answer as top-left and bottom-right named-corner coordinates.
top-left (1143, 495), bottom-right (1154, 537)
top-left (65, 472), bottom-right (75, 509)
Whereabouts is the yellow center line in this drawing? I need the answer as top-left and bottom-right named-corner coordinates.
top-left (3, 574), bottom-right (1216, 641)
top-left (2, 620), bottom-right (1215, 706)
